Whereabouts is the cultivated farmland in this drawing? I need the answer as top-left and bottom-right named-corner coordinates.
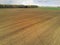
top-left (0, 8), bottom-right (60, 45)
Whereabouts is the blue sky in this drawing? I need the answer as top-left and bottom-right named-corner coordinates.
top-left (0, 0), bottom-right (60, 6)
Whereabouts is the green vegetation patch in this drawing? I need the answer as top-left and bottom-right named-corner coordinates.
top-left (39, 7), bottom-right (60, 10)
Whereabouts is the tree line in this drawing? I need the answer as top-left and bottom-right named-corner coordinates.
top-left (0, 4), bottom-right (39, 8)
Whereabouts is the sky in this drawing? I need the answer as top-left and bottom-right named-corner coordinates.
top-left (0, 0), bottom-right (60, 7)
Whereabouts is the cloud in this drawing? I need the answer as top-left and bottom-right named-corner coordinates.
top-left (0, 0), bottom-right (5, 4)
top-left (0, 0), bottom-right (60, 6)
top-left (34, 0), bottom-right (60, 6)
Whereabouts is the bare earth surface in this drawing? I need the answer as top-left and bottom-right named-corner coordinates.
top-left (0, 8), bottom-right (60, 45)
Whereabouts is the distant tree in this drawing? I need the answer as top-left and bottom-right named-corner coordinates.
top-left (0, 4), bottom-right (39, 8)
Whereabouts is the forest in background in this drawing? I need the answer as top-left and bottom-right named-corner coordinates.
top-left (0, 4), bottom-right (39, 8)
